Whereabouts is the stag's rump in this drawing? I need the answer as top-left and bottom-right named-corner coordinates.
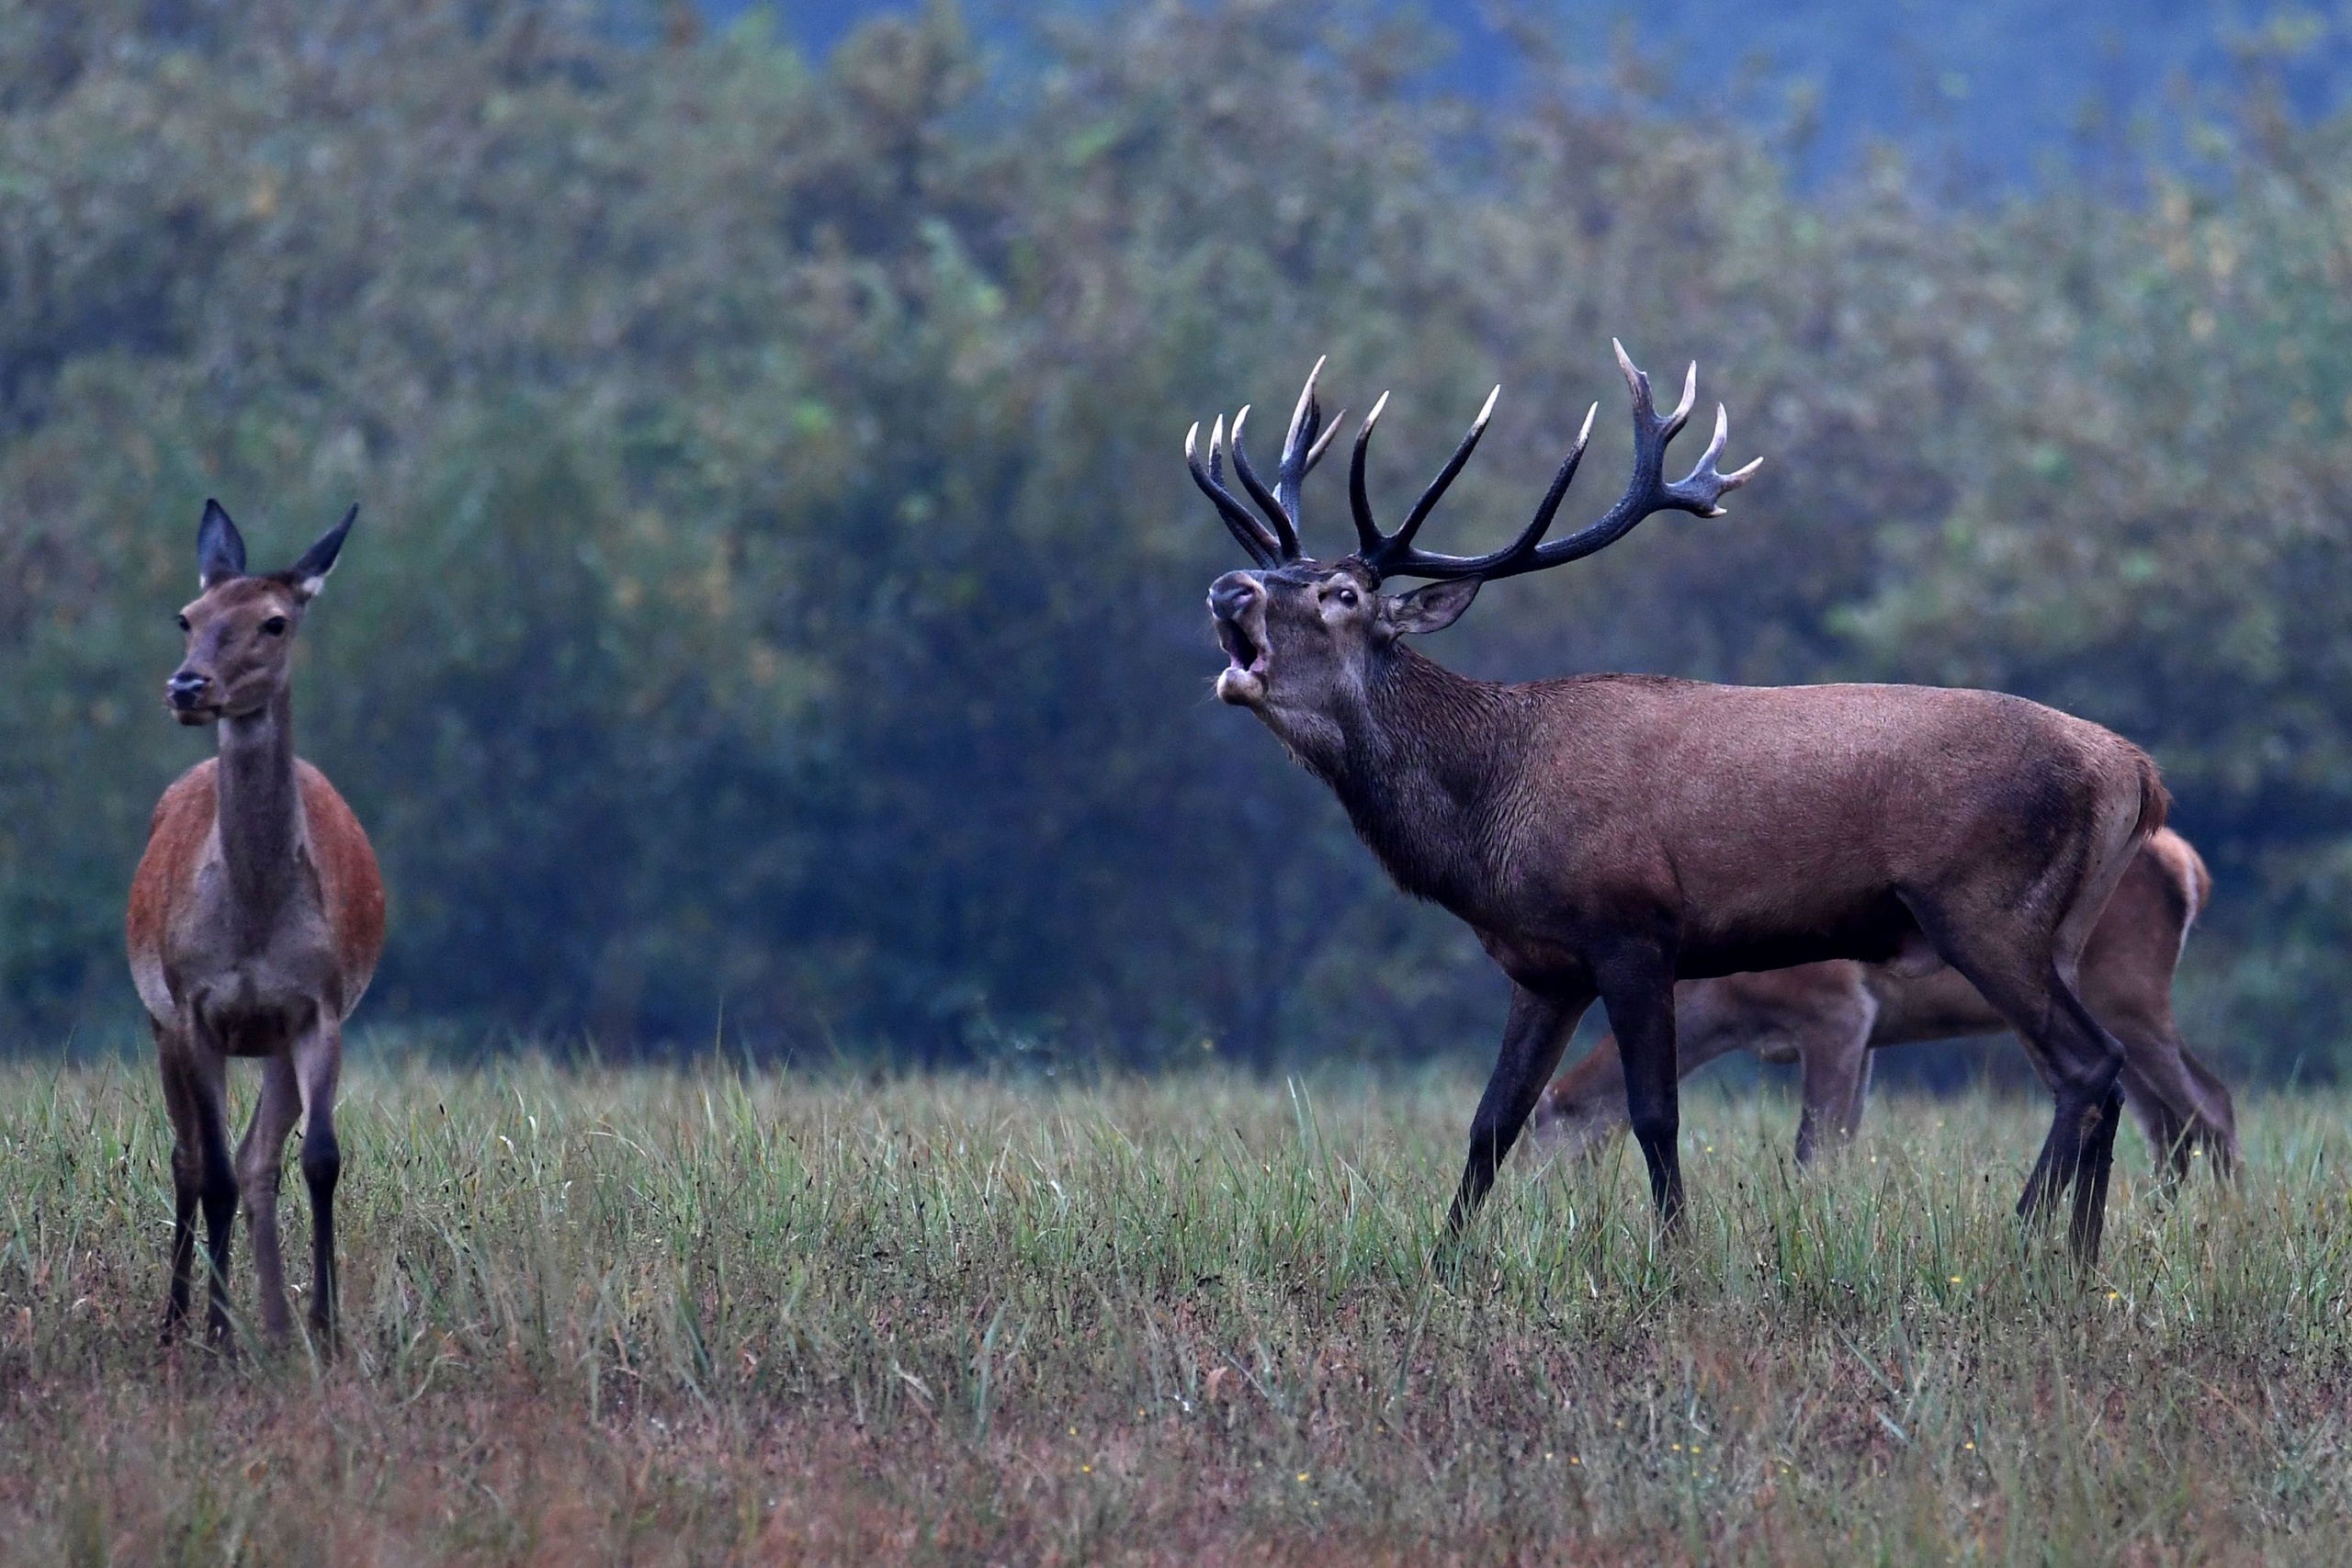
top-left (1505, 677), bottom-right (2162, 979)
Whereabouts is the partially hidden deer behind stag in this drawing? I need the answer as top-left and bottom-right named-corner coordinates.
top-left (1527, 826), bottom-right (2238, 1177)
top-left (1191, 344), bottom-right (2167, 1261)
top-left (127, 501), bottom-right (384, 1348)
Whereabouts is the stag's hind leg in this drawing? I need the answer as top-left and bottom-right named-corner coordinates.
top-left (1907, 870), bottom-right (2143, 1257)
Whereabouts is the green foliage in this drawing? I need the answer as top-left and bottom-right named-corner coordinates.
top-left (2, 1064), bottom-right (2349, 1559)
top-left (1, 0), bottom-right (2349, 1071)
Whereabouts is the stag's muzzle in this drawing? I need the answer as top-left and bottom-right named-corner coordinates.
top-left (1208, 572), bottom-right (1270, 706)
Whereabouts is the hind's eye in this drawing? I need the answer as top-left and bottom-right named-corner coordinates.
top-left (261, 615), bottom-right (288, 637)
top-left (175, 614), bottom-right (189, 632)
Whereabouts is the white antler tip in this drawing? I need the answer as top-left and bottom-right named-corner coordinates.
top-left (1185, 421), bottom-right (1201, 455)
top-left (1577, 402), bottom-right (1599, 444)
top-left (1727, 455), bottom-right (1764, 482)
top-left (1232, 404), bottom-right (1251, 437)
top-left (1363, 389), bottom-right (1392, 429)
top-left (1475, 385), bottom-right (1500, 428)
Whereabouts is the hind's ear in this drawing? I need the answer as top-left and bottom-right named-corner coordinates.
top-left (197, 500), bottom-right (247, 589)
top-left (283, 505), bottom-right (357, 603)
top-left (1387, 577), bottom-right (1480, 636)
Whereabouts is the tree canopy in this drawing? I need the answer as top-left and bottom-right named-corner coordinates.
top-left (3, 0), bottom-right (2349, 1077)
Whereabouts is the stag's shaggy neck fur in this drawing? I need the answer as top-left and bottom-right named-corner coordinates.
top-left (1304, 643), bottom-right (1523, 911)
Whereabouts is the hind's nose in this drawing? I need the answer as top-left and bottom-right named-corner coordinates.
top-left (166, 671), bottom-right (210, 708)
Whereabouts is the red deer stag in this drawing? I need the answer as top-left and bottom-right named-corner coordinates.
top-left (127, 501), bottom-right (384, 1348)
top-left (1189, 344), bottom-right (2166, 1260)
top-left (1526, 827), bottom-right (2238, 1176)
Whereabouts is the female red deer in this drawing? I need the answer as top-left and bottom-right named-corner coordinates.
top-left (127, 501), bottom-right (383, 1348)
top-left (1526, 827), bottom-right (2238, 1177)
top-left (1190, 344), bottom-right (2166, 1259)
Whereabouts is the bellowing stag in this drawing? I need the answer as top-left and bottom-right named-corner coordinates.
top-left (1527, 827), bottom-right (2238, 1176)
top-left (1190, 344), bottom-right (2166, 1259)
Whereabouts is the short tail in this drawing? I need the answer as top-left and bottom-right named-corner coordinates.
top-left (2132, 750), bottom-right (2170, 840)
top-left (2180, 837), bottom-right (2212, 934)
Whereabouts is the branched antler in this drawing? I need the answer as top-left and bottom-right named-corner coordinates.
top-left (1191, 343), bottom-right (1757, 581)
top-left (1185, 357), bottom-right (1344, 567)
top-left (1350, 341), bottom-right (1759, 583)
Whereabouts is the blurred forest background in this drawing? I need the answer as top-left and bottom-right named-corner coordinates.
top-left (6, 0), bottom-right (2352, 1080)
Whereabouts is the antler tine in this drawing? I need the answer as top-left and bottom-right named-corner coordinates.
top-left (1274, 356), bottom-right (1328, 529)
top-left (1227, 406), bottom-right (1303, 561)
top-left (1499, 400), bottom-right (1600, 562)
top-left (1361, 385), bottom-right (1498, 574)
top-left (1667, 362), bottom-right (1698, 438)
top-left (1187, 415), bottom-right (1283, 568)
top-left (1348, 391), bottom-right (1392, 556)
top-left (1304, 408), bottom-right (1347, 475)
top-left (1659, 403), bottom-right (1764, 518)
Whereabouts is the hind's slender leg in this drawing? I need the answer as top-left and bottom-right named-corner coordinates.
top-left (1793, 994), bottom-right (1877, 1165)
top-left (178, 1047), bottom-right (241, 1347)
top-left (292, 1016), bottom-right (345, 1345)
top-left (237, 1055), bottom-right (303, 1337)
top-left (156, 1030), bottom-right (204, 1343)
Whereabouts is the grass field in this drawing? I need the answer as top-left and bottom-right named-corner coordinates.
top-left (1, 1060), bottom-right (2348, 1565)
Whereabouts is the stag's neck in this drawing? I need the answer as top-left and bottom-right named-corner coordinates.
top-left (214, 688), bottom-right (303, 929)
top-left (1317, 647), bottom-right (1518, 908)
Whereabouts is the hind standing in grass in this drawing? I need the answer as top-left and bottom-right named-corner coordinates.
top-left (127, 501), bottom-right (384, 1348)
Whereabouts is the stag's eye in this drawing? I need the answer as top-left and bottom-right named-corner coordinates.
top-left (175, 613), bottom-right (190, 632)
top-left (261, 615), bottom-right (288, 637)
top-left (1335, 587), bottom-right (1359, 609)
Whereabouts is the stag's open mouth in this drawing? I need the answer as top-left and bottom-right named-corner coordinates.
top-left (1213, 607), bottom-right (1270, 706)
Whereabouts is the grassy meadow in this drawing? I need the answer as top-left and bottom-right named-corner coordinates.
top-left (1, 1059), bottom-right (2348, 1565)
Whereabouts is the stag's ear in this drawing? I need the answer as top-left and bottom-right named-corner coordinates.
top-left (197, 500), bottom-right (247, 589)
top-left (1387, 578), bottom-right (1481, 636)
top-left (282, 505), bottom-right (357, 603)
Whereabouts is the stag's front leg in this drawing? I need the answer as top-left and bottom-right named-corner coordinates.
top-left (1593, 942), bottom-right (1685, 1225)
top-left (1444, 981), bottom-right (1594, 1237)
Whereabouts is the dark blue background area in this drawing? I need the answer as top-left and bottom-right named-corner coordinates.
top-left (730, 1), bottom-right (2349, 187)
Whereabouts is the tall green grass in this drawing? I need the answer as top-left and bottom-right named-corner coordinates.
top-left (1, 1060), bottom-right (2346, 1563)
